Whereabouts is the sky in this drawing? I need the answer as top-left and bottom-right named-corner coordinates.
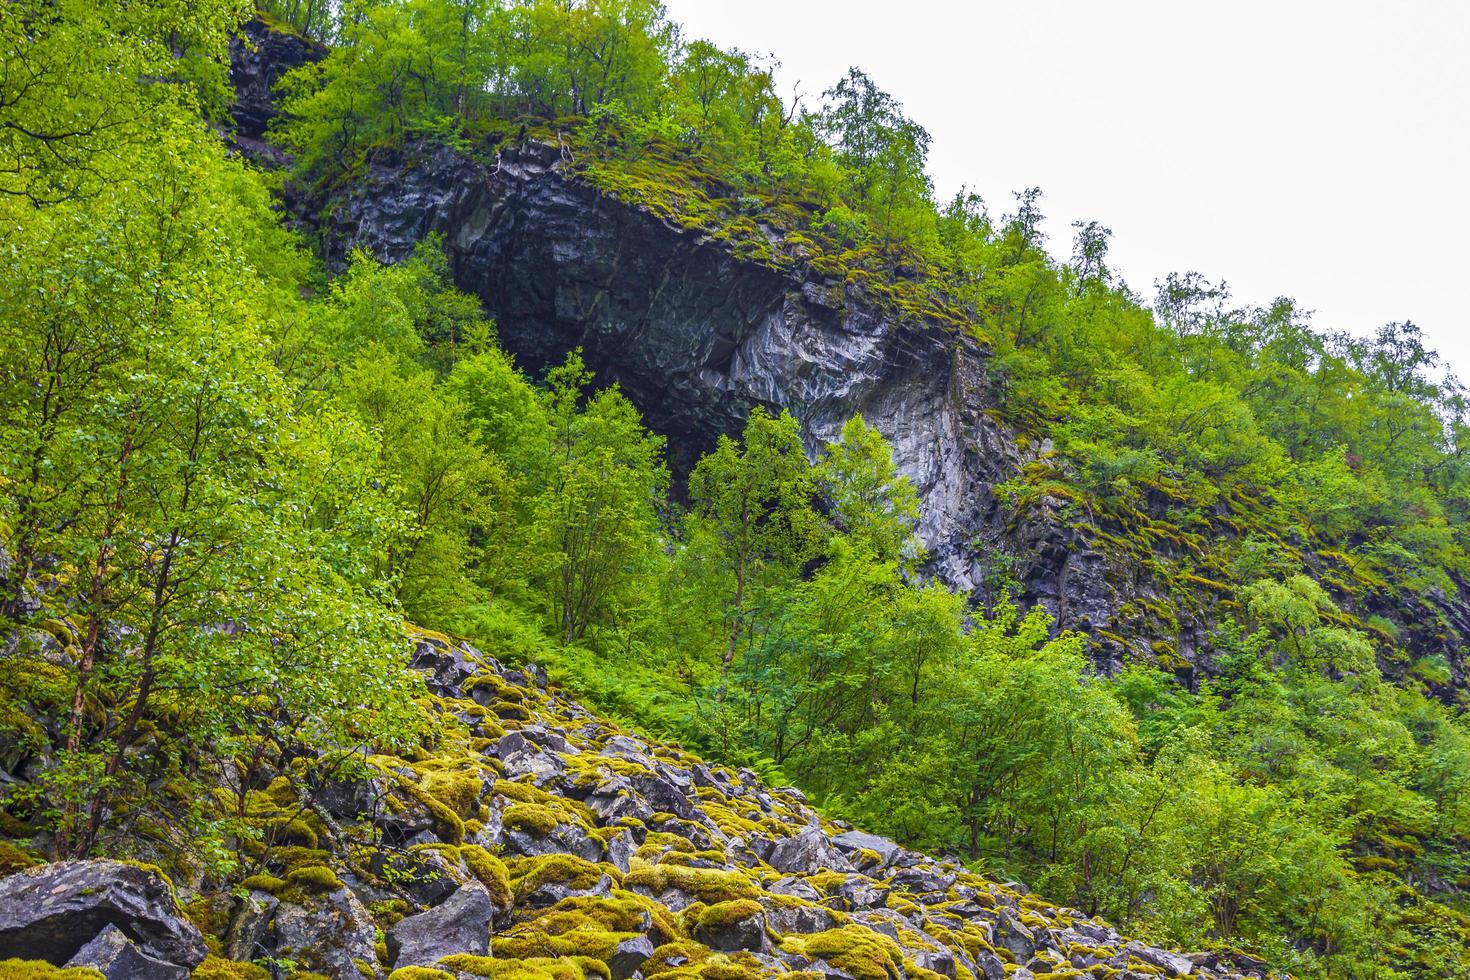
top-left (661, 0), bottom-right (1470, 376)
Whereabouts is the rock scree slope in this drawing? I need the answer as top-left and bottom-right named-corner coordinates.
top-left (3, 631), bottom-right (1276, 979)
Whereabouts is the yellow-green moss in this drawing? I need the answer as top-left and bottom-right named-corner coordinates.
top-left (0, 840), bottom-right (42, 876)
top-left (437, 954), bottom-right (594, 980)
top-left (285, 864), bottom-right (344, 894)
top-left (493, 928), bottom-right (636, 961)
top-left (504, 802), bottom-right (567, 837)
top-left (622, 865), bottom-right (758, 905)
top-left (530, 894), bottom-right (679, 947)
top-left (779, 926), bottom-right (905, 980)
top-left (262, 816), bottom-right (319, 848)
top-left (461, 844), bottom-right (513, 908)
top-left (696, 899), bottom-right (763, 930)
top-left (419, 768), bottom-right (484, 819)
top-left (387, 970), bottom-right (456, 980)
top-left (0, 961), bottom-right (105, 980)
top-left (193, 956), bottom-right (273, 980)
top-left (241, 873), bottom-right (288, 894)
top-left (509, 854), bottom-right (619, 901)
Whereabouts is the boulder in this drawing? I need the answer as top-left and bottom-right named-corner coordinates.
top-left (993, 909), bottom-right (1036, 963)
top-left (831, 830), bottom-right (902, 866)
top-left (693, 901), bottom-right (767, 952)
top-left (972, 950), bottom-right (1007, 980)
top-left (767, 826), bottom-right (854, 875)
top-left (0, 860), bottom-right (206, 969)
top-left (387, 882), bottom-right (493, 968)
top-left (223, 889), bottom-right (279, 964)
top-left (271, 885), bottom-right (381, 979)
top-left (606, 933), bottom-right (656, 980)
top-left (368, 849), bottom-right (462, 909)
top-left (1130, 945), bottom-right (1195, 977)
top-left (65, 923), bottom-right (189, 980)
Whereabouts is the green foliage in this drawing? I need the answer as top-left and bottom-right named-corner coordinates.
top-left (8, 5), bottom-right (1470, 980)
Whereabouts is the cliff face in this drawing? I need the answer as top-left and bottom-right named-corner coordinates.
top-left (230, 24), bottom-right (1469, 683)
top-left (314, 140), bottom-right (1053, 607)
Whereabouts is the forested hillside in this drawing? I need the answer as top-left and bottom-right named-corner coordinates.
top-left (2, 3), bottom-right (1469, 979)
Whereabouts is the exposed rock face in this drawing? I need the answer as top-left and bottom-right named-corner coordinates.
top-left (226, 18), bottom-right (324, 162)
top-left (387, 882), bottom-right (494, 968)
top-left (310, 138), bottom-right (1093, 607)
top-left (226, 20), bottom-right (1470, 678)
top-left (0, 859), bottom-right (207, 969)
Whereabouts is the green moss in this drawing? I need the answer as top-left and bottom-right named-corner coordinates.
top-left (530, 894), bottom-right (679, 947)
top-left (437, 954), bottom-right (593, 980)
top-left (193, 957), bottom-right (272, 980)
top-left (262, 816), bottom-right (319, 848)
top-left (493, 928), bottom-right (636, 961)
top-left (419, 768), bottom-right (484, 819)
top-left (378, 766), bottom-right (465, 845)
top-left (509, 854), bottom-right (620, 901)
top-left (240, 873), bottom-right (287, 894)
top-left (622, 865), bottom-right (758, 905)
top-left (461, 844), bottom-right (513, 908)
top-left (387, 970), bottom-right (456, 980)
top-left (504, 802), bottom-right (567, 837)
top-left (779, 926), bottom-right (905, 980)
top-left (285, 864), bottom-right (344, 894)
top-left (0, 840), bottom-right (42, 876)
top-left (264, 845), bottom-right (333, 873)
top-left (0, 962), bottom-right (105, 979)
top-left (696, 899), bottom-right (763, 930)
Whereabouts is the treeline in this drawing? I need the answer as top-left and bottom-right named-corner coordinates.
top-left (3, 3), bottom-right (1470, 979)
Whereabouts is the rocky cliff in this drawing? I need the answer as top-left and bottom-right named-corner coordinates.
top-left (281, 137), bottom-right (1126, 669)
top-left (230, 22), bottom-right (1469, 684)
top-left (0, 631), bottom-right (1274, 979)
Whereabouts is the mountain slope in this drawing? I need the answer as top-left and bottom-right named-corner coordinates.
top-left (2, 630), bottom-right (1275, 980)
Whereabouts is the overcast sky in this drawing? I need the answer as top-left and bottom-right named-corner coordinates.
top-left (662, 0), bottom-right (1470, 376)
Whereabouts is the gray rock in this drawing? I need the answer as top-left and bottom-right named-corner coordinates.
top-left (409, 638), bottom-right (479, 697)
top-left (831, 830), bottom-right (903, 865)
top-left (65, 924), bottom-right (189, 980)
top-left (368, 849), bottom-right (462, 909)
top-left (0, 860), bottom-right (206, 968)
top-left (271, 885), bottom-right (381, 979)
top-left (1131, 945), bottom-right (1196, 977)
top-left (831, 875), bottom-right (889, 911)
top-left (607, 933), bottom-right (656, 980)
top-left (693, 905), bottom-right (767, 952)
top-left (973, 950), bottom-right (1007, 980)
top-left (223, 889), bottom-right (279, 964)
top-left (388, 882), bottom-right (493, 968)
top-left (767, 826), bottom-right (854, 875)
top-left (761, 898), bottom-right (838, 936)
top-left (994, 909), bottom-right (1036, 963)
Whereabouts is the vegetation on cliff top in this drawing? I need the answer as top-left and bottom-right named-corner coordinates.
top-left (2, 2), bottom-right (1470, 978)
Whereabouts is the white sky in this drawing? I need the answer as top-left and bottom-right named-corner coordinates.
top-left (662, 0), bottom-right (1470, 376)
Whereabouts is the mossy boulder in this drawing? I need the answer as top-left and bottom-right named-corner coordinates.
top-left (691, 900), bottom-right (766, 952)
